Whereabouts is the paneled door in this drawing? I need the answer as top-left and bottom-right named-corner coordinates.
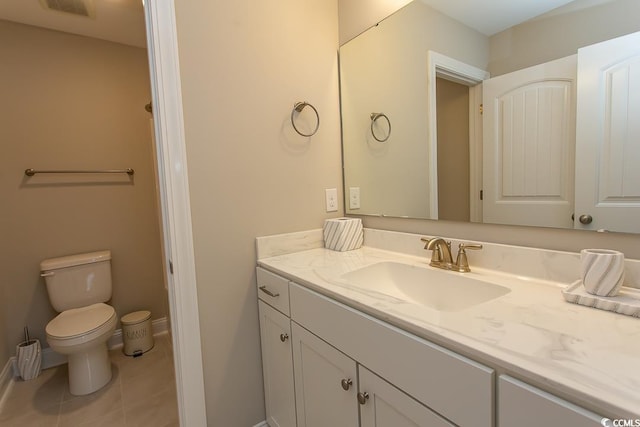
top-left (291, 322), bottom-right (358, 427)
top-left (574, 31), bottom-right (640, 233)
top-left (483, 55), bottom-right (576, 228)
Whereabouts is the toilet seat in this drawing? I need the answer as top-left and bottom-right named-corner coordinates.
top-left (46, 303), bottom-right (116, 342)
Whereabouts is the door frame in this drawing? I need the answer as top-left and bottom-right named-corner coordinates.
top-left (427, 51), bottom-right (489, 221)
top-left (144, 1), bottom-right (207, 426)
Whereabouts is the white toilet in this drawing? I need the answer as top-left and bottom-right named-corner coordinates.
top-left (41, 250), bottom-right (117, 396)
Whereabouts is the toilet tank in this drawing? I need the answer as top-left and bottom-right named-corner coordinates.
top-left (40, 250), bottom-right (112, 312)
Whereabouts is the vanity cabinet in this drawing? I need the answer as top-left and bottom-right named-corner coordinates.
top-left (291, 319), bottom-right (453, 427)
top-left (289, 282), bottom-right (494, 427)
top-left (498, 375), bottom-right (603, 427)
top-left (257, 268), bottom-right (296, 427)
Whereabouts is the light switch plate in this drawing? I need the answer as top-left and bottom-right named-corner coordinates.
top-left (349, 187), bottom-right (360, 209)
top-left (325, 188), bottom-right (338, 212)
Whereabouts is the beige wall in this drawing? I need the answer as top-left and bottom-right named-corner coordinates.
top-left (173, 0), bottom-right (342, 424)
top-left (0, 20), bottom-right (168, 362)
top-left (436, 78), bottom-right (470, 222)
top-left (489, 0), bottom-right (640, 75)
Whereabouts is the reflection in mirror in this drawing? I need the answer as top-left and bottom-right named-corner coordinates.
top-left (340, 0), bottom-right (640, 234)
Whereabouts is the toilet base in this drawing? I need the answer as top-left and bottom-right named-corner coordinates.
top-left (67, 341), bottom-right (112, 395)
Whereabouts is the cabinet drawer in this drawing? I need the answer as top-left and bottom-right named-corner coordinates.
top-left (257, 267), bottom-right (290, 316)
top-left (290, 283), bottom-right (494, 427)
top-left (498, 375), bottom-right (603, 427)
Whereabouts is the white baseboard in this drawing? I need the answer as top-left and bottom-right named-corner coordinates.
top-left (18, 316), bottom-right (171, 371)
top-left (252, 422), bottom-right (268, 427)
top-left (0, 358), bottom-right (15, 413)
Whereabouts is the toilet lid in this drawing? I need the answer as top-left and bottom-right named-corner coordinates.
top-left (46, 303), bottom-right (115, 339)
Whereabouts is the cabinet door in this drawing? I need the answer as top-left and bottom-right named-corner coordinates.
top-left (258, 301), bottom-right (296, 427)
top-left (359, 366), bottom-right (454, 427)
top-left (498, 375), bottom-right (603, 427)
top-left (291, 322), bottom-right (358, 427)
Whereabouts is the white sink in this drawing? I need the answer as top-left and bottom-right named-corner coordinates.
top-left (341, 261), bottom-right (510, 311)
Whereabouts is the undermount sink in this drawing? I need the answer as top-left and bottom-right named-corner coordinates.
top-left (341, 261), bottom-right (510, 312)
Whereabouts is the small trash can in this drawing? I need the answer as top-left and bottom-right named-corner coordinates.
top-left (121, 310), bottom-right (154, 357)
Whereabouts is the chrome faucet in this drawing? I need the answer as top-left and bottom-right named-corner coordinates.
top-left (421, 237), bottom-right (483, 272)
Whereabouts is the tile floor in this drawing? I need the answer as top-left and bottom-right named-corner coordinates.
top-left (0, 333), bottom-right (178, 427)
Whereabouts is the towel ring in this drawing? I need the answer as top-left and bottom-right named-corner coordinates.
top-left (291, 101), bottom-right (320, 137)
top-left (370, 113), bottom-right (391, 142)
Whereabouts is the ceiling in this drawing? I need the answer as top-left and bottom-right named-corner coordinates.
top-left (0, 0), bottom-right (146, 48)
top-left (420, 0), bottom-right (579, 35)
top-left (0, 0), bottom-right (608, 48)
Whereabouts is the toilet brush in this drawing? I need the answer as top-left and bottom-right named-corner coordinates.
top-left (16, 326), bottom-right (41, 380)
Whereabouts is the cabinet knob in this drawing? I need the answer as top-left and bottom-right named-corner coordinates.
top-left (279, 333), bottom-right (289, 342)
top-left (357, 392), bottom-right (369, 405)
top-left (340, 378), bottom-right (353, 391)
top-left (579, 214), bottom-right (593, 225)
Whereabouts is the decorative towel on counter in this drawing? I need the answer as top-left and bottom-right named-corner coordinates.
top-left (323, 218), bottom-right (363, 251)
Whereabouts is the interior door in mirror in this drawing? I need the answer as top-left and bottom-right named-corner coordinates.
top-left (574, 31), bottom-right (640, 233)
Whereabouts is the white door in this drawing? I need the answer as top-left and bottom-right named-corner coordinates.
top-left (483, 55), bottom-right (576, 228)
top-left (258, 301), bottom-right (297, 427)
top-left (358, 366), bottom-right (454, 427)
top-left (574, 31), bottom-right (640, 233)
top-left (291, 322), bottom-right (358, 427)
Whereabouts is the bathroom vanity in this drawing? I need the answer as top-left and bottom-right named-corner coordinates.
top-left (256, 229), bottom-right (640, 427)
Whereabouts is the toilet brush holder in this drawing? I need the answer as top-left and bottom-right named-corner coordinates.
top-left (16, 339), bottom-right (42, 381)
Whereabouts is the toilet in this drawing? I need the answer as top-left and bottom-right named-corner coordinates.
top-left (40, 250), bottom-right (117, 396)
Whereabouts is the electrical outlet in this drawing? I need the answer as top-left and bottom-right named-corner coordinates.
top-left (325, 188), bottom-right (338, 212)
top-left (349, 187), bottom-right (360, 209)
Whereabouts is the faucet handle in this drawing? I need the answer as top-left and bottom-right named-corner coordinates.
top-left (455, 243), bottom-right (483, 273)
top-left (459, 243), bottom-right (483, 251)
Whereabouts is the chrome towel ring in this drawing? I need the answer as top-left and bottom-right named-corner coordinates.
top-left (370, 112), bottom-right (391, 142)
top-left (291, 101), bottom-right (320, 137)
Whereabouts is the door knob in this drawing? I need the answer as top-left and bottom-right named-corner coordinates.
top-left (341, 378), bottom-right (352, 391)
top-left (579, 214), bottom-right (593, 225)
top-left (279, 333), bottom-right (289, 342)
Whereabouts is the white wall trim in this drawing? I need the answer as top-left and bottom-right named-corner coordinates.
top-left (427, 51), bottom-right (489, 221)
top-left (469, 84), bottom-right (484, 223)
top-left (144, 1), bottom-right (208, 426)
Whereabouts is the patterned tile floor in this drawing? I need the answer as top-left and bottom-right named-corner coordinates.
top-left (0, 333), bottom-right (178, 427)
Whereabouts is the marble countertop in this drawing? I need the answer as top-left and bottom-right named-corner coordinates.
top-left (258, 245), bottom-right (640, 419)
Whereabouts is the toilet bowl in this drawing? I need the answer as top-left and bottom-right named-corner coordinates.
top-left (46, 303), bottom-right (117, 395)
top-left (41, 251), bottom-right (117, 396)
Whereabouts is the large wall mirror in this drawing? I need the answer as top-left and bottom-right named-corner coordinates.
top-left (340, 0), bottom-right (640, 234)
